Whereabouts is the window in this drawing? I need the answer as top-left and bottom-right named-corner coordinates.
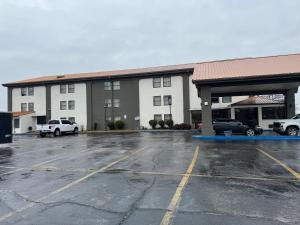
top-left (153, 78), bottom-right (161, 88)
top-left (153, 96), bottom-right (161, 106)
top-left (60, 101), bottom-right (67, 110)
top-left (28, 103), bottom-right (34, 112)
top-left (113, 81), bottom-right (120, 90)
top-left (60, 117), bottom-right (67, 120)
top-left (104, 81), bottom-right (112, 90)
top-left (113, 99), bottom-right (120, 108)
top-left (68, 100), bottom-right (75, 110)
top-left (14, 118), bottom-right (20, 128)
top-left (154, 114), bottom-right (162, 121)
top-left (212, 97), bottom-right (219, 103)
top-left (262, 107), bottom-right (285, 119)
top-left (62, 120), bottom-right (71, 124)
top-left (68, 84), bottom-right (75, 93)
top-left (37, 116), bottom-right (46, 125)
top-left (68, 117), bottom-right (76, 123)
top-left (21, 88), bottom-right (27, 96)
top-left (28, 87), bottom-right (34, 96)
top-left (163, 95), bottom-right (172, 105)
top-left (106, 116), bottom-right (112, 121)
top-left (49, 120), bottom-right (60, 124)
top-left (21, 103), bottom-right (27, 112)
top-left (164, 114), bottom-right (172, 121)
top-left (114, 116), bottom-right (121, 121)
top-left (222, 96), bottom-right (232, 103)
top-left (60, 84), bottom-right (67, 94)
top-left (105, 99), bottom-right (112, 107)
top-left (163, 77), bottom-right (171, 87)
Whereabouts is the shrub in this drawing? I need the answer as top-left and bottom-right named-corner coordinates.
top-left (173, 123), bottom-right (192, 130)
top-left (165, 119), bottom-right (174, 128)
top-left (149, 120), bottom-right (157, 129)
top-left (107, 121), bottom-right (115, 130)
top-left (115, 120), bottom-right (125, 129)
top-left (158, 120), bottom-right (165, 129)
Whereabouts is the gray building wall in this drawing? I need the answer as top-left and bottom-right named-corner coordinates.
top-left (182, 75), bottom-right (190, 124)
top-left (7, 87), bottom-right (12, 111)
top-left (90, 78), bottom-right (140, 130)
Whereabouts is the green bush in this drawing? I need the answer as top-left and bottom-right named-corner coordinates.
top-left (158, 120), bottom-right (165, 129)
top-left (165, 119), bottom-right (174, 128)
top-left (107, 121), bottom-right (115, 130)
top-left (149, 120), bottom-right (157, 129)
top-left (115, 120), bottom-right (125, 129)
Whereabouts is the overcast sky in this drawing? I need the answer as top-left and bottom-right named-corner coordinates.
top-left (1, 0), bottom-right (300, 111)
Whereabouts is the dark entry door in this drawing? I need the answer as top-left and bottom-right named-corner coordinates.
top-left (0, 112), bottom-right (12, 143)
top-left (235, 107), bottom-right (258, 127)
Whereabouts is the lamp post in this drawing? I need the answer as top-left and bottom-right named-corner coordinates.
top-left (104, 103), bottom-right (108, 131)
top-left (168, 96), bottom-right (172, 120)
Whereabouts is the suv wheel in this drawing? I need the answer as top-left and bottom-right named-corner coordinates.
top-left (73, 127), bottom-right (79, 135)
top-left (245, 128), bottom-right (255, 136)
top-left (286, 126), bottom-right (299, 136)
top-left (54, 129), bottom-right (61, 137)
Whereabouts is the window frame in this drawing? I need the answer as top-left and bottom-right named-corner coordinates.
top-left (28, 102), bottom-right (34, 112)
top-left (113, 99), bottom-right (120, 108)
top-left (60, 84), bottom-right (67, 94)
top-left (153, 96), bottom-right (161, 106)
top-left (68, 84), bottom-right (75, 93)
top-left (105, 99), bottom-right (112, 107)
top-left (262, 106), bottom-right (285, 119)
top-left (21, 103), bottom-right (27, 112)
top-left (163, 95), bottom-right (172, 106)
top-left (104, 81), bottom-right (112, 91)
top-left (164, 114), bottom-right (172, 121)
top-left (14, 118), bottom-right (20, 128)
top-left (28, 87), bottom-right (34, 96)
top-left (60, 101), bottom-right (67, 110)
top-left (68, 100), bottom-right (75, 110)
top-left (21, 88), bottom-right (27, 96)
top-left (163, 77), bottom-right (171, 87)
top-left (113, 81), bottom-right (120, 90)
top-left (153, 77), bottom-right (161, 88)
top-left (154, 114), bottom-right (162, 121)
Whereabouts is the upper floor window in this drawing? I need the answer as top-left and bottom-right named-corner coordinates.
top-left (28, 87), bottom-right (34, 96)
top-left (105, 99), bottom-right (112, 107)
top-left (212, 97), bottom-right (219, 104)
top-left (153, 96), bottom-right (161, 106)
top-left (222, 96), bottom-right (232, 103)
top-left (113, 99), bottom-right (120, 108)
top-left (104, 81), bottom-right (112, 90)
top-left (68, 100), bottom-right (75, 110)
top-left (153, 78), bottom-right (161, 88)
top-left (163, 95), bottom-right (172, 105)
top-left (113, 81), bottom-right (120, 90)
top-left (68, 84), bottom-right (75, 93)
top-left (21, 88), bottom-right (27, 96)
top-left (163, 77), bottom-right (171, 87)
top-left (60, 101), bottom-right (67, 110)
top-left (21, 103), bottom-right (27, 112)
top-left (60, 84), bottom-right (67, 94)
top-left (28, 103), bottom-right (34, 112)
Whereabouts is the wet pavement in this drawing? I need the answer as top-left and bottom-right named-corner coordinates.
top-left (0, 132), bottom-right (299, 225)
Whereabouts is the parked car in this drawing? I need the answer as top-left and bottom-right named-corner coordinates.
top-left (36, 119), bottom-right (79, 137)
top-left (213, 118), bottom-right (263, 136)
top-left (273, 114), bottom-right (300, 136)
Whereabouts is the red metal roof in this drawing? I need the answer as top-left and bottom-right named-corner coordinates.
top-left (192, 53), bottom-right (300, 82)
top-left (231, 96), bottom-right (284, 106)
top-left (12, 111), bottom-right (33, 117)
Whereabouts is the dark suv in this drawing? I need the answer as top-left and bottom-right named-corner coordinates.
top-left (213, 118), bottom-right (263, 136)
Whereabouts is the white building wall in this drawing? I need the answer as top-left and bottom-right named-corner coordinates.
top-left (12, 86), bottom-right (46, 116)
top-left (139, 76), bottom-right (184, 128)
top-left (13, 114), bottom-right (36, 134)
top-left (51, 83), bottom-right (87, 130)
top-left (189, 75), bottom-right (248, 110)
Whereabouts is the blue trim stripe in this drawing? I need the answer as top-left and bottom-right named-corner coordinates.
top-left (192, 135), bottom-right (300, 141)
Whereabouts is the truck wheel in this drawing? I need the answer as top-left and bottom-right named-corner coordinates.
top-left (286, 126), bottom-right (299, 136)
top-left (73, 127), bottom-right (79, 135)
top-left (39, 132), bottom-right (46, 138)
top-left (54, 129), bottom-right (61, 137)
top-left (245, 128), bottom-right (255, 136)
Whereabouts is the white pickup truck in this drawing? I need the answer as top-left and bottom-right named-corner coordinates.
top-left (273, 114), bottom-right (300, 136)
top-left (36, 119), bottom-right (79, 137)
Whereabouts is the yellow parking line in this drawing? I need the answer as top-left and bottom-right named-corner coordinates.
top-left (0, 147), bottom-right (145, 223)
top-left (160, 146), bottom-right (199, 225)
top-left (257, 148), bottom-right (300, 181)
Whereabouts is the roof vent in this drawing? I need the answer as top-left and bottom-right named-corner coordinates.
top-left (56, 75), bottom-right (65, 79)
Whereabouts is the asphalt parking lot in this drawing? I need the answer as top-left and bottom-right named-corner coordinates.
top-left (0, 132), bottom-right (299, 225)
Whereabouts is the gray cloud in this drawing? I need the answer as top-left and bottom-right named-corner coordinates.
top-left (1, 0), bottom-right (300, 110)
